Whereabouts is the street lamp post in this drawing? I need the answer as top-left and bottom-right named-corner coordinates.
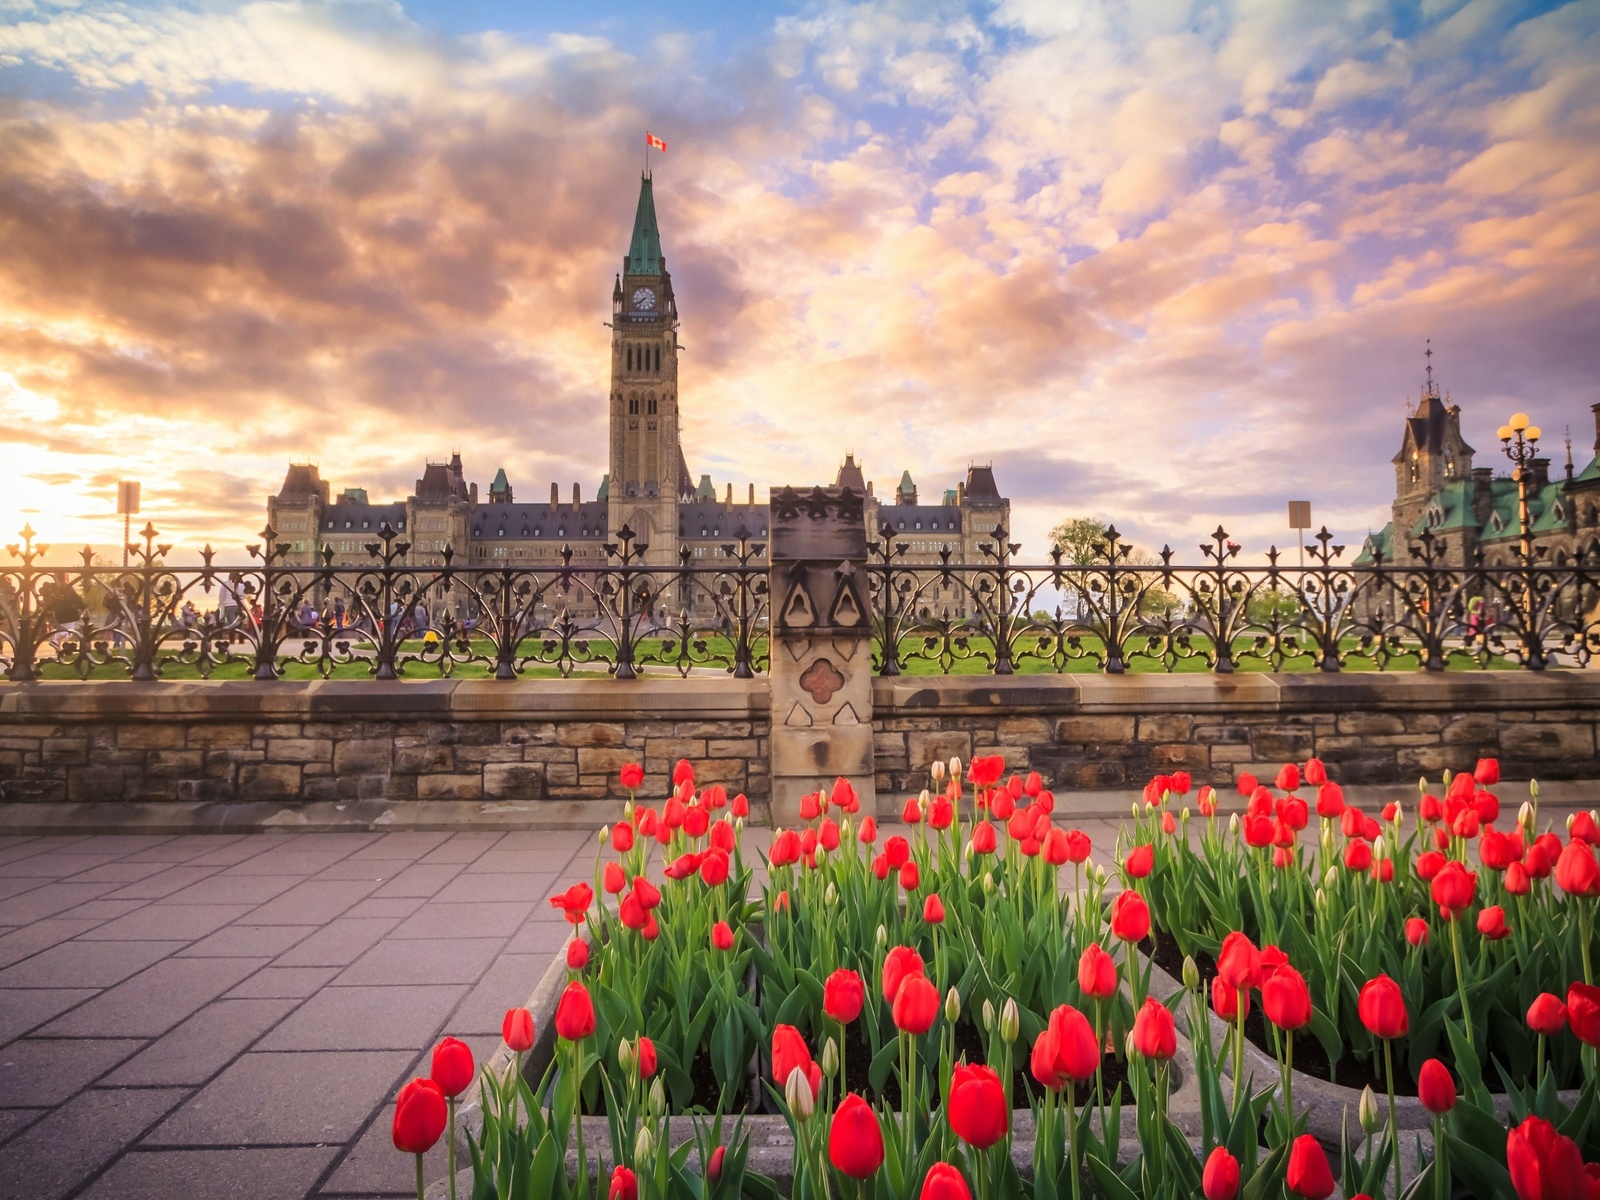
top-left (1496, 412), bottom-right (1542, 566)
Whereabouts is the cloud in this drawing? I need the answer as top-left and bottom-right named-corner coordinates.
top-left (0, 0), bottom-right (1597, 566)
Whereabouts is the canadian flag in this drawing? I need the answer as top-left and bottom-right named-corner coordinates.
top-left (645, 132), bottom-right (667, 153)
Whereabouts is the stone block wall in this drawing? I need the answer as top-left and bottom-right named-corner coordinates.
top-left (871, 673), bottom-right (1600, 796)
top-left (0, 679), bottom-right (768, 812)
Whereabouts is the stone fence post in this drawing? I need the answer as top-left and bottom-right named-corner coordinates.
top-left (766, 486), bottom-right (879, 824)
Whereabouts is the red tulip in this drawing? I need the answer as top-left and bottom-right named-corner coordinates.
top-left (711, 920), bottom-right (735, 951)
top-left (1279, 796), bottom-right (1309, 831)
top-left (612, 821), bottom-right (635, 852)
top-left (1357, 975), bottom-right (1409, 1039)
top-left (609, 1165), bottom-right (638, 1200)
top-left (1571, 812), bottom-right (1599, 844)
top-left (1110, 889), bottom-right (1150, 943)
top-left (602, 862), bottom-right (626, 895)
top-left (554, 980), bottom-right (596, 1040)
top-left (632, 877), bottom-right (661, 909)
top-left (923, 893), bottom-right (945, 924)
top-left (1555, 840), bottom-right (1600, 897)
top-left (1237, 772), bottom-right (1258, 795)
top-left (502, 1007), bottom-right (534, 1052)
top-left (772, 1025), bottom-right (814, 1088)
top-left (830, 776), bottom-right (859, 812)
top-left (1203, 1146), bottom-right (1241, 1200)
top-left (1526, 993), bottom-right (1567, 1037)
top-left (902, 795), bottom-right (923, 824)
top-left (567, 939), bottom-right (589, 970)
top-left (707, 1144), bottom-right (726, 1181)
top-left (549, 882), bottom-right (593, 924)
top-left (1414, 850), bottom-right (1445, 881)
top-left (1419, 793), bottom-right (1443, 823)
top-left (829, 1093), bottom-right (885, 1179)
top-left (824, 968), bottom-right (866, 1024)
top-left (969, 755), bottom-right (1005, 787)
top-left (672, 759), bottom-right (695, 786)
top-left (619, 762), bottom-right (644, 790)
top-left (1303, 758), bottom-right (1327, 787)
top-left (1131, 995), bottom-right (1177, 1059)
top-left (1258, 944), bottom-right (1289, 980)
top-left (1077, 943), bottom-right (1118, 999)
top-left (1405, 917), bottom-right (1430, 947)
top-left (1043, 827), bottom-right (1071, 864)
top-left (882, 946), bottom-right (925, 1003)
top-left (1030, 1004), bottom-right (1099, 1088)
top-left (1242, 813), bottom-right (1275, 848)
top-left (899, 861), bottom-right (921, 891)
top-left (1064, 829), bottom-right (1092, 862)
top-left (392, 1077), bottom-right (447, 1154)
top-left (700, 848), bottom-right (730, 887)
top-left (991, 792), bottom-right (1016, 822)
top-left (1212, 978), bottom-right (1249, 1022)
top-left (1344, 838), bottom-right (1373, 872)
top-left (1526, 834), bottom-right (1561, 878)
top-left (1125, 843), bottom-right (1154, 878)
top-left (892, 974), bottom-right (940, 1035)
top-left (1313, 781), bottom-right (1344, 818)
top-left (1477, 904), bottom-right (1510, 940)
top-left (971, 821), bottom-right (998, 855)
top-left (1263, 965), bottom-right (1312, 1031)
top-left (1474, 757), bottom-right (1500, 785)
top-left (1430, 860), bottom-right (1477, 917)
top-left (858, 816), bottom-right (878, 844)
top-left (885, 835), bottom-right (911, 869)
top-left (1479, 828), bottom-right (1518, 871)
top-left (636, 1035), bottom-right (657, 1078)
top-left (664, 851), bottom-right (704, 880)
top-left (947, 1063), bottom-right (1008, 1149)
top-left (1216, 931), bottom-right (1260, 991)
top-left (642, 913), bottom-right (659, 941)
top-left (929, 797), bottom-right (955, 829)
top-left (919, 1162), bottom-right (973, 1200)
top-left (1170, 770), bottom-right (1193, 795)
top-left (619, 889), bottom-right (647, 930)
top-left (1507, 1114), bottom-right (1587, 1200)
top-left (1285, 1134), bottom-right (1335, 1199)
top-left (684, 805), bottom-right (710, 838)
top-left (1506, 862), bottom-right (1532, 896)
top-left (769, 829), bottom-right (801, 866)
top-left (1568, 982), bottom-right (1600, 1048)
top-left (1416, 1058), bottom-right (1456, 1114)
top-left (1024, 771), bottom-right (1044, 797)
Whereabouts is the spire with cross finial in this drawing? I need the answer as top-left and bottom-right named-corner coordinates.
top-left (1423, 338), bottom-right (1438, 400)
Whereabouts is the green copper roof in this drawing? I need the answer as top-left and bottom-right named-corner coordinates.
top-left (490, 467), bottom-right (510, 494)
top-left (899, 469), bottom-right (915, 488)
top-left (627, 173), bottom-right (663, 276)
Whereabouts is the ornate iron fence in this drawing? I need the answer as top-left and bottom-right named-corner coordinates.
top-left (3, 521), bottom-right (1597, 681)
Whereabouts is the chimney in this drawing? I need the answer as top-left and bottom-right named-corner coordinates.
top-left (1472, 467), bottom-right (1494, 526)
top-left (748, 483), bottom-right (755, 505)
top-left (1591, 402), bottom-right (1600, 453)
top-left (956, 482), bottom-right (965, 505)
top-left (551, 482), bottom-right (559, 507)
top-left (1527, 457), bottom-right (1550, 491)
top-left (725, 482), bottom-right (732, 505)
top-left (573, 482), bottom-right (581, 506)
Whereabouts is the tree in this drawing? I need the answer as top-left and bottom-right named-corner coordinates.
top-left (1046, 517), bottom-right (1173, 620)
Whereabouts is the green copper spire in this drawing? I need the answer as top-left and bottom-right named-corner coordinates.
top-left (627, 172), bottom-right (663, 276)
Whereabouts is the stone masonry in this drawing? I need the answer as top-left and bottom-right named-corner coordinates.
top-left (1, 673), bottom-right (1597, 824)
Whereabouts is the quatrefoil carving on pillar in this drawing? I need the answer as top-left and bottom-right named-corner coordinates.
top-left (798, 657), bottom-right (845, 705)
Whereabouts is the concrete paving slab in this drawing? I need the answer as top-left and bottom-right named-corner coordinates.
top-left (58, 861), bottom-right (173, 883)
top-left (225, 966), bottom-right (341, 999)
top-left (0, 1037), bottom-right (145, 1105)
top-left (0, 1107), bottom-right (46, 1143)
top-left (0, 939), bottom-right (187, 989)
top-left (40, 955), bottom-right (270, 1038)
top-left (461, 848), bottom-right (552, 874)
top-left (220, 836), bottom-right (377, 877)
top-left (334, 938), bottom-right (504, 987)
top-left (81, 1146), bottom-right (340, 1200)
top-left (178, 924), bottom-right (319, 958)
top-left (0, 1087), bottom-right (189, 1200)
top-left (52, 898), bottom-right (151, 921)
top-left (147, 1051), bottom-right (412, 1146)
top-left (501, 921), bottom-right (572, 956)
top-left (247, 880), bottom-right (382, 925)
top-left (388, 901), bottom-right (532, 940)
top-left (445, 954), bottom-right (550, 1036)
top-left (106, 997), bottom-right (300, 1085)
top-left (321, 1091), bottom-right (461, 1195)
top-left (0, 918), bottom-right (107, 969)
top-left (272, 918), bottom-right (399, 967)
top-left (160, 873), bottom-right (303, 905)
top-left (0, 877), bottom-right (46, 901)
top-left (1, 853), bottom-right (129, 878)
top-left (76, 902), bottom-right (258, 942)
top-left (0, 987), bottom-right (98, 1044)
top-left (310, 860), bottom-right (412, 881)
top-left (104, 865), bottom-right (225, 900)
top-left (429, 872), bottom-right (558, 903)
top-left (341, 897), bottom-right (428, 919)
top-left (416, 833), bottom-right (505, 864)
top-left (259, 984), bottom-right (467, 1051)
top-left (0, 882), bottom-right (119, 924)
top-left (343, 831), bottom-right (451, 861)
top-left (369, 863), bottom-right (466, 898)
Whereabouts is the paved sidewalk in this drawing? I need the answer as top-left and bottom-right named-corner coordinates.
top-left (0, 830), bottom-right (593, 1200)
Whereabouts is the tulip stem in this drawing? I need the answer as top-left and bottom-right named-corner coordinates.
top-left (1433, 1112), bottom-right (1447, 1200)
top-left (1448, 917), bottom-right (1475, 1051)
top-left (1233, 1007), bottom-right (1245, 1113)
top-left (1384, 1039), bottom-right (1400, 1200)
top-left (414, 1152), bottom-right (425, 1200)
top-left (447, 1096), bottom-right (457, 1200)
top-left (1067, 1081), bottom-right (1081, 1200)
top-left (1281, 1033), bottom-right (1294, 1144)
top-left (571, 1041), bottom-right (588, 1198)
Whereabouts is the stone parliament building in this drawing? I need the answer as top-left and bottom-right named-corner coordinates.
top-left (267, 172), bottom-right (1010, 610)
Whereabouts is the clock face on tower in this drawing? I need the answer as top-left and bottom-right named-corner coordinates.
top-left (631, 287), bottom-right (655, 312)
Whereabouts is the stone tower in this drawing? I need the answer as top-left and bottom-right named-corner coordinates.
top-left (607, 172), bottom-right (683, 567)
top-left (1390, 346), bottom-right (1474, 549)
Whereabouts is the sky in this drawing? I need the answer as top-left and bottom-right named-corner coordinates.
top-left (2, 0), bottom-right (1598, 565)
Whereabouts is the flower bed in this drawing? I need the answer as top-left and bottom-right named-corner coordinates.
top-left (389, 755), bottom-right (1600, 1200)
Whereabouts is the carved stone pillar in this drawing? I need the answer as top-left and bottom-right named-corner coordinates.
top-left (767, 485), bottom-right (879, 824)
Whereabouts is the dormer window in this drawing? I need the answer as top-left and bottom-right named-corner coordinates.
top-left (344, 520), bottom-right (351, 529)
top-left (498, 528), bottom-right (504, 537)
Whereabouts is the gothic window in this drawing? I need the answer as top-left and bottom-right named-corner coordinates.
top-left (1445, 453), bottom-right (1455, 479)
top-left (1409, 450), bottom-right (1419, 484)
top-left (654, 344), bottom-right (660, 371)
top-left (648, 395), bottom-right (658, 415)
top-left (629, 397), bottom-right (638, 414)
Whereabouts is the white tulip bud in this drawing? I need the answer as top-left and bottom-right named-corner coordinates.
top-left (932, 760), bottom-right (946, 782)
top-left (649, 1077), bottom-right (665, 1117)
top-left (1182, 956), bottom-right (1200, 990)
top-left (1181, 807), bottom-right (1191, 824)
top-left (625, 798), bottom-right (636, 821)
top-left (1323, 866), bottom-right (1339, 891)
top-left (983, 872), bottom-right (996, 893)
top-left (1229, 813), bottom-right (1240, 835)
top-left (1373, 835), bottom-right (1387, 861)
top-left (982, 999), bottom-right (996, 1031)
top-left (599, 825), bottom-right (610, 844)
top-left (1359, 1085), bottom-right (1381, 1135)
top-left (1518, 801), bottom-right (1533, 831)
top-left (876, 925), bottom-right (888, 948)
top-left (919, 788), bottom-right (931, 809)
top-left (949, 756), bottom-right (962, 780)
top-left (822, 1037), bottom-right (839, 1078)
top-left (1321, 827), bottom-right (1334, 855)
top-left (1001, 998), bottom-right (1020, 1044)
top-left (1418, 775), bottom-right (1428, 795)
top-left (1528, 778), bottom-right (1539, 800)
top-left (1131, 802), bottom-right (1140, 820)
top-left (945, 987), bottom-right (961, 1024)
top-left (824, 883), bottom-right (837, 906)
top-left (785, 1066), bottom-right (815, 1121)
top-left (617, 1038), bottom-right (635, 1075)
top-left (1315, 887), bottom-right (1327, 911)
top-left (635, 1125), bottom-right (653, 1162)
